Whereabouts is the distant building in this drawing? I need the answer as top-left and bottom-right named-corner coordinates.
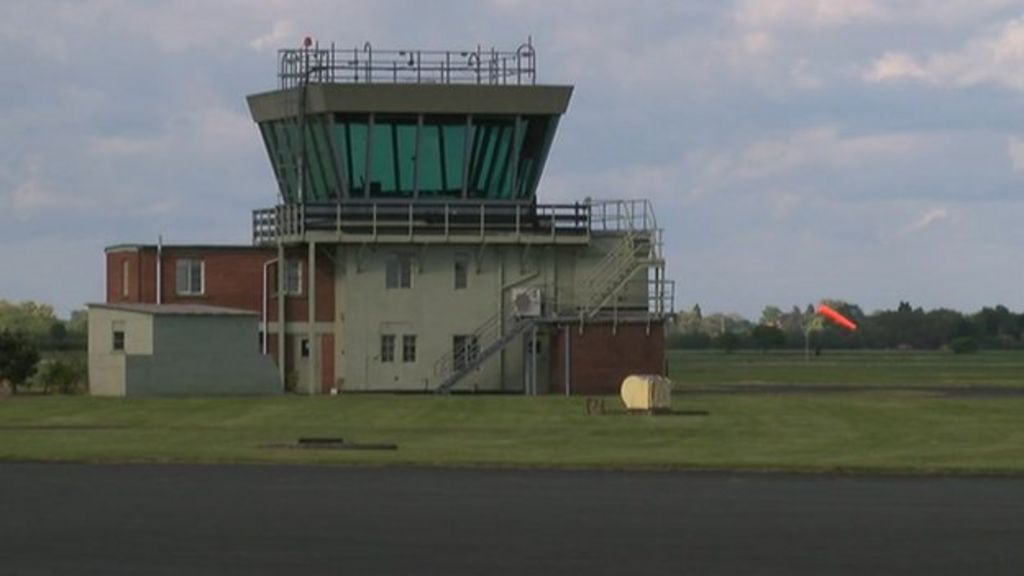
top-left (102, 40), bottom-right (674, 395)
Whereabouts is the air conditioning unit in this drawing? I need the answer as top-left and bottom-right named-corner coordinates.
top-left (511, 287), bottom-right (543, 317)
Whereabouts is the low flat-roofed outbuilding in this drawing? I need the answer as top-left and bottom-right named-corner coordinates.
top-left (88, 303), bottom-right (280, 396)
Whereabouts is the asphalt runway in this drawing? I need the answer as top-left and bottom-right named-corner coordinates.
top-left (1, 463), bottom-right (1022, 575)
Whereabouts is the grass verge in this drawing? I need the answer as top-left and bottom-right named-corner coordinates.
top-left (1, 392), bottom-right (1023, 475)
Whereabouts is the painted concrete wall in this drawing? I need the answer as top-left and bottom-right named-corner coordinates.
top-left (125, 315), bottom-right (280, 396)
top-left (331, 231), bottom-right (651, 392)
top-left (88, 307), bottom-right (153, 396)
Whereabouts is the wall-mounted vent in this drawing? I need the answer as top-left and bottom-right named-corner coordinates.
top-left (511, 287), bottom-right (543, 317)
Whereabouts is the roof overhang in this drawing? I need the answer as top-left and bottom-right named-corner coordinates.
top-left (247, 83), bottom-right (573, 123)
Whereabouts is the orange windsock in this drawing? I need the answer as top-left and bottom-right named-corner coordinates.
top-left (818, 303), bottom-right (858, 332)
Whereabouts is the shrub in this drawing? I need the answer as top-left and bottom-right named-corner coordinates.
top-left (38, 359), bottom-right (86, 394)
top-left (949, 337), bottom-right (980, 354)
top-left (0, 331), bottom-right (40, 394)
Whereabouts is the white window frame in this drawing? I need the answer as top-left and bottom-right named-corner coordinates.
top-left (385, 255), bottom-right (413, 290)
top-left (402, 334), bottom-right (417, 363)
top-left (284, 259), bottom-right (303, 295)
top-left (175, 259), bottom-right (204, 296)
top-left (112, 321), bottom-right (126, 352)
top-left (381, 334), bottom-right (396, 363)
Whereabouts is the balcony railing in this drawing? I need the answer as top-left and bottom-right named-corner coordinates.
top-left (278, 40), bottom-right (537, 89)
top-left (253, 201), bottom-right (592, 245)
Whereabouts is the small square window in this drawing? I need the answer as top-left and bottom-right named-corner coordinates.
top-left (402, 335), bottom-right (417, 363)
top-left (112, 321), bottom-right (126, 352)
top-left (381, 334), bottom-right (395, 363)
top-left (175, 259), bottom-right (204, 295)
top-left (385, 256), bottom-right (412, 289)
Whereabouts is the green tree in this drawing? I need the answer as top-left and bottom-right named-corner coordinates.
top-left (0, 331), bottom-right (40, 394)
top-left (751, 324), bottom-right (786, 351)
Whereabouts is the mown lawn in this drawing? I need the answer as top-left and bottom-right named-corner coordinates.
top-left (668, 349), bottom-right (1024, 388)
top-left (1, 391), bottom-right (1023, 474)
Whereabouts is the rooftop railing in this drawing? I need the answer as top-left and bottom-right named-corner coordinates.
top-left (278, 39), bottom-right (537, 89)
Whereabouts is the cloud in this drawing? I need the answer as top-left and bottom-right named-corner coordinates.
top-left (734, 0), bottom-right (888, 29)
top-left (250, 19), bottom-right (293, 51)
top-left (908, 206), bottom-right (949, 232)
top-left (0, 157), bottom-right (91, 216)
top-left (687, 126), bottom-right (932, 193)
top-left (863, 17), bottom-right (1024, 90)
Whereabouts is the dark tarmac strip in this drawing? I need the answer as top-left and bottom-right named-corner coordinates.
top-left (1, 463), bottom-right (1022, 575)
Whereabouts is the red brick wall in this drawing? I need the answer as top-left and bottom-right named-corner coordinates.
top-left (266, 247), bottom-right (335, 323)
top-left (104, 244), bottom-right (338, 393)
top-left (549, 321), bottom-right (665, 395)
top-left (106, 246), bottom-right (275, 312)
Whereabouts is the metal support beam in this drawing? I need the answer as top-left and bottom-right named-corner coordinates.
top-left (277, 241), bottom-right (286, 389)
top-left (308, 241), bottom-right (318, 395)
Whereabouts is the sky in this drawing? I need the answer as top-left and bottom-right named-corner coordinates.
top-left (2, 0), bottom-right (1024, 320)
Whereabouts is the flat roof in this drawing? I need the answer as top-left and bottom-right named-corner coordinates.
top-left (88, 303), bottom-right (258, 317)
top-left (105, 244), bottom-right (271, 254)
top-left (248, 83), bottom-right (573, 122)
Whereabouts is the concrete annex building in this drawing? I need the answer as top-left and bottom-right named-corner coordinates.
top-left (97, 41), bottom-right (674, 395)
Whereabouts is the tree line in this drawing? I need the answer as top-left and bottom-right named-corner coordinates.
top-left (670, 301), bottom-right (1024, 352)
top-left (0, 300), bottom-right (88, 394)
top-left (0, 300), bottom-right (87, 351)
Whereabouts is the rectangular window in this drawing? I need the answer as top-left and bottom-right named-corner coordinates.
top-left (452, 335), bottom-right (479, 371)
top-left (454, 258), bottom-right (468, 290)
top-left (112, 321), bottom-right (125, 352)
top-left (121, 259), bottom-right (130, 298)
top-left (175, 259), bottom-right (204, 295)
top-left (385, 256), bottom-right (412, 289)
top-left (301, 338), bottom-right (310, 358)
top-left (285, 259), bottom-right (303, 295)
top-left (402, 335), bottom-right (417, 363)
top-left (380, 334), bottom-right (395, 363)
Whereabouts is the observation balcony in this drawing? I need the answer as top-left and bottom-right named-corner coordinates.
top-left (252, 200), bottom-right (591, 246)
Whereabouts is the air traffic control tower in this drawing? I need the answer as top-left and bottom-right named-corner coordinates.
top-left (247, 40), bottom-right (674, 395)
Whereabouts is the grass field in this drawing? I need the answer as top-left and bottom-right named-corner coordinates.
top-left (1, 350), bottom-right (1022, 474)
top-left (668, 349), bottom-right (1024, 388)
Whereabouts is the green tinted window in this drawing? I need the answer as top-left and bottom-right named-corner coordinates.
top-left (369, 116), bottom-right (417, 197)
top-left (468, 118), bottom-right (514, 199)
top-left (418, 117), bottom-right (470, 198)
top-left (332, 114), bottom-right (369, 197)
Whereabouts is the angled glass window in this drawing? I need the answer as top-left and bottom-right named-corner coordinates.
top-left (369, 115), bottom-right (418, 198)
top-left (332, 114), bottom-right (369, 197)
top-left (418, 116), bottom-right (472, 199)
top-left (468, 118), bottom-right (514, 200)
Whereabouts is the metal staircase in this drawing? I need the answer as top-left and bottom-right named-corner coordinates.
top-left (433, 311), bottom-right (538, 394)
top-left (577, 230), bottom-right (660, 319)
